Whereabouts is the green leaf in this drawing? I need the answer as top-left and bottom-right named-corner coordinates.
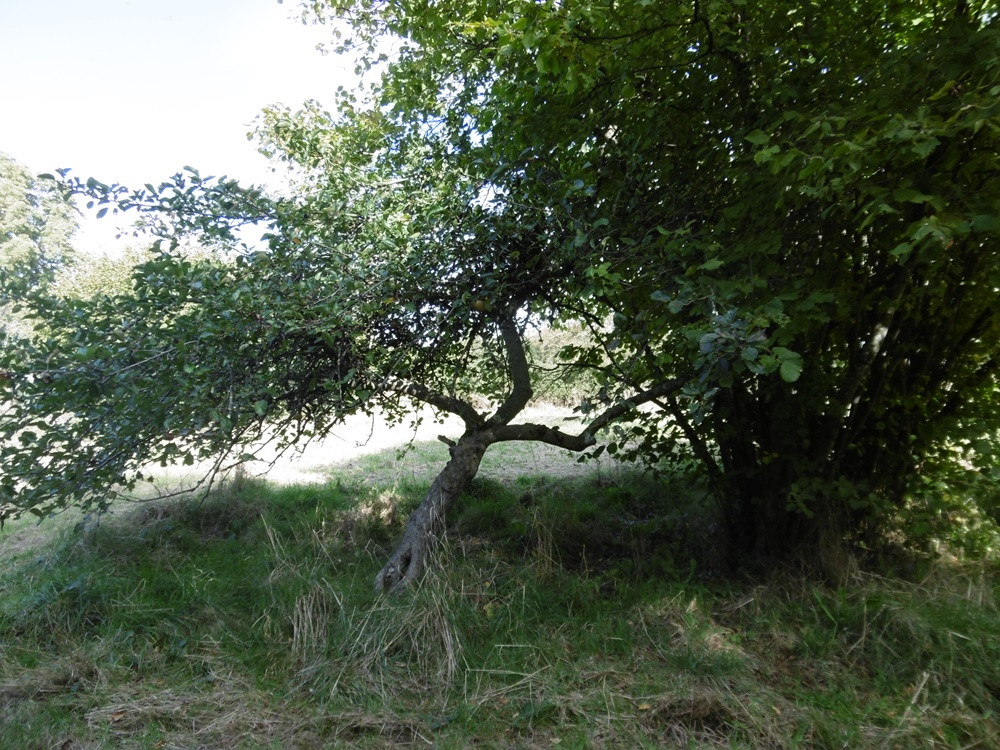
top-left (911, 137), bottom-right (940, 159)
top-left (753, 145), bottom-right (781, 164)
top-left (890, 242), bottom-right (913, 259)
top-left (971, 215), bottom-right (1000, 233)
top-left (773, 348), bottom-right (804, 383)
top-left (892, 187), bottom-right (937, 205)
top-left (928, 80), bottom-right (957, 100)
top-left (780, 359), bottom-right (803, 383)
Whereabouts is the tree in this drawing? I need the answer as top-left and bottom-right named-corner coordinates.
top-left (2, 0), bottom-right (999, 588)
top-left (294, 0), bottom-right (1000, 568)
top-left (0, 153), bottom-right (77, 337)
top-left (0, 152), bottom-right (689, 590)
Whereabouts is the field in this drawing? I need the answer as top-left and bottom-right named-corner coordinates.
top-left (1, 413), bottom-right (998, 749)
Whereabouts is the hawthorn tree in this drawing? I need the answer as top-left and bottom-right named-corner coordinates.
top-left (0, 151), bottom-right (692, 590)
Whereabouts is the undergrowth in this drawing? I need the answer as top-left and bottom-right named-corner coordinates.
top-left (0, 444), bottom-right (997, 749)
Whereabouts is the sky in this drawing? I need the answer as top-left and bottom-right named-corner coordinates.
top-left (0, 0), bottom-right (356, 253)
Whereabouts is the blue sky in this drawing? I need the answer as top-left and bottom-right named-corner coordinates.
top-left (0, 0), bottom-right (355, 252)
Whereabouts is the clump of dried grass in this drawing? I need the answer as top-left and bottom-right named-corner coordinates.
top-left (85, 671), bottom-right (285, 745)
top-left (291, 582), bottom-right (342, 663)
top-left (349, 586), bottom-right (461, 692)
top-left (0, 653), bottom-right (101, 700)
top-left (635, 685), bottom-right (796, 748)
top-left (317, 546), bottom-right (473, 704)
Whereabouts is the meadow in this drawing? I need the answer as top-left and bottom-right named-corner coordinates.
top-left (1, 433), bottom-right (998, 749)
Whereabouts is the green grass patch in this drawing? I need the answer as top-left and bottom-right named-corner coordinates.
top-left (0, 442), bottom-right (998, 748)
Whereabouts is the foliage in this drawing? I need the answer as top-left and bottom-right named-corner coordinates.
top-left (53, 246), bottom-right (156, 301)
top-left (523, 321), bottom-right (601, 408)
top-left (0, 153), bottom-right (77, 337)
top-left (294, 0), bottom-right (1000, 563)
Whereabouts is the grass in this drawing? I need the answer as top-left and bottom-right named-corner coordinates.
top-left (0, 442), bottom-right (998, 748)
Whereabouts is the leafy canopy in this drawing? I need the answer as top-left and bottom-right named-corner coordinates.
top-left (290, 0), bottom-right (1000, 552)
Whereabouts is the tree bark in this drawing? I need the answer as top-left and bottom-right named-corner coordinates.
top-left (374, 431), bottom-right (490, 592)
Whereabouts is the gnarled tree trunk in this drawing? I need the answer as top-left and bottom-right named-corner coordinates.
top-left (375, 431), bottom-right (490, 592)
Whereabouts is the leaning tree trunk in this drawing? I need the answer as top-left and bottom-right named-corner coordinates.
top-left (372, 381), bottom-right (690, 591)
top-left (374, 314), bottom-right (690, 592)
top-left (374, 431), bottom-right (491, 592)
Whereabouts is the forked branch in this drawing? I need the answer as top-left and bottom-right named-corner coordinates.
top-left (374, 372), bottom-right (691, 592)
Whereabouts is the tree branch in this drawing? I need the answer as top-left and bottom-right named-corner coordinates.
top-left (489, 421), bottom-right (593, 451)
top-left (583, 375), bottom-right (690, 437)
top-left (391, 380), bottom-right (485, 429)
top-left (656, 394), bottom-right (723, 480)
top-left (489, 375), bottom-right (690, 451)
top-left (487, 317), bottom-right (533, 426)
